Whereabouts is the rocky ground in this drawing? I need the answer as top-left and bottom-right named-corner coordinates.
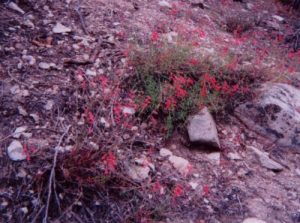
top-left (1, 0), bottom-right (300, 222)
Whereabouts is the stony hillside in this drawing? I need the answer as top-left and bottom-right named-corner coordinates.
top-left (0, 0), bottom-right (300, 222)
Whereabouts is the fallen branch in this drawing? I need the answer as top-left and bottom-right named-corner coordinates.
top-left (74, 4), bottom-right (89, 35)
top-left (43, 125), bottom-right (71, 223)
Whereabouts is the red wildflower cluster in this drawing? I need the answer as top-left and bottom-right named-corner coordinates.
top-left (201, 73), bottom-right (240, 97)
top-left (172, 75), bottom-right (194, 99)
top-left (101, 151), bottom-right (117, 175)
top-left (165, 96), bottom-right (176, 111)
top-left (203, 185), bottom-right (210, 196)
top-left (98, 75), bottom-right (109, 89)
top-left (85, 109), bottom-right (95, 126)
top-left (22, 145), bottom-right (36, 162)
top-left (172, 184), bottom-right (183, 198)
top-left (150, 31), bottom-right (160, 42)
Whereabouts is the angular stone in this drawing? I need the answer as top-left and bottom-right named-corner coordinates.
top-left (272, 15), bottom-right (285, 22)
top-left (235, 83), bottom-right (300, 150)
top-left (248, 146), bottom-right (284, 171)
top-left (159, 148), bottom-right (173, 157)
top-left (168, 155), bottom-right (190, 176)
top-left (206, 152), bottom-right (221, 165)
top-left (187, 107), bottom-right (220, 148)
top-left (53, 23), bottom-right (71, 33)
top-left (128, 165), bottom-right (150, 182)
top-left (13, 126), bottom-right (28, 138)
top-left (159, 0), bottom-right (172, 8)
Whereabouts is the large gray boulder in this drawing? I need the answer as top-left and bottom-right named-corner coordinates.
top-left (187, 107), bottom-right (220, 148)
top-left (235, 83), bottom-right (300, 150)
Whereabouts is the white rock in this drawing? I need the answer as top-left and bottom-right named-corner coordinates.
top-left (20, 207), bottom-right (29, 214)
top-left (100, 117), bottom-right (110, 128)
top-left (272, 15), bottom-right (285, 22)
top-left (18, 106), bottom-right (28, 116)
top-left (7, 2), bottom-right (25, 14)
top-left (159, 0), bottom-right (172, 8)
top-left (206, 152), bottom-right (221, 165)
top-left (128, 165), bottom-right (150, 182)
top-left (159, 148), bottom-right (173, 157)
top-left (44, 100), bottom-right (54, 110)
top-left (7, 140), bottom-right (26, 161)
top-left (13, 126), bottom-right (28, 138)
top-left (169, 155), bottom-right (190, 176)
top-left (86, 68), bottom-right (97, 76)
top-left (122, 107), bottom-right (135, 115)
top-left (52, 23), bottom-right (71, 33)
top-left (23, 20), bottom-right (35, 28)
top-left (10, 85), bottom-right (20, 94)
top-left (89, 142), bottom-right (99, 150)
top-left (189, 182), bottom-right (198, 190)
top-left (22, 55), bottom-right (36, 65)
top-left (39, 62), bottom-right (51, 70)
top-left (248, 146), bottom-right (284, 171)
top-left (246, 3), bottom-right (254, 9)
top-left (227, 152), bottom-right (242, 160)
top-left (187, 107), bottom-right (220, 148)
top-left (20, 89), bottom-right (29, 97)
top-left (242, 218), bottom-right (267, 223)
top-left (30, 113), bottom-right (39, 123)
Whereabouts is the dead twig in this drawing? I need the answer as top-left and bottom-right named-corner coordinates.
top-left (43, 125), bottom-right (71, 223)
top-left (74, 4), bottom-right (89, 35)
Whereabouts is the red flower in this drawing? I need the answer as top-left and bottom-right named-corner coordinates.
top-left (173, 184), bottom-right (183, 198)
top-left (141, 96), bottom-right (152, 110)
top-left (102, 151), bottom-right (117, 174)
top-left (201, 83), bottom-right (207, 98)
top-left (203, 185), bottom-right (210, 196)
top-left (222, 81), bottom-right (230, 93)
top-left (165, 97), bottom-right (176, 110)
top-left (151, 31), bottom-right (159, 42)
top-left (85, 109), bottom-right (95, 125)
top-left (175, 86), bottom-right (187, 98)
top-left (231, 84), bottom-right (239, 94)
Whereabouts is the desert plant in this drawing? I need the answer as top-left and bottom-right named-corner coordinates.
top-left (127, 38), bottom-right (264, 135)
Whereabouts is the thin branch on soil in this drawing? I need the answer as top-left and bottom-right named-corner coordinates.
top-left (7, 68), bottom-right (30, 88)
top-left (74, 3), bottom-right (89, 35)
top-left (43, 125), bottom-right (71, 223)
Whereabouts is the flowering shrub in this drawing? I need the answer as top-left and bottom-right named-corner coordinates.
top-left (128, 37), bottom-right (264, 136)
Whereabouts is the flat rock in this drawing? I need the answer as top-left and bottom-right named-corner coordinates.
top-left (122, 107), bottom-right (135, 115)
top-left (159, 148), bottom-right (173, 157)
top-left (38, 62), bottom-right (51, 70)
top-left (168, 155), bottom-right (190, 176)
top-left (227, 152), bottom-right (242, 160)
top-left (128, 165), bottom-right (150, 182)
top-left (53, 23), bottom-right (71, 33)
top-left (248, 146), bottom-right (284, 171)
top-left (159, 0), bottom-right (172, 8)
top-left (206, 152), bottom-right (221, 165)
top-left (272, 15), bottom-right (285, 22)
top-left (187, 107), bottom-right (220, 148)
top-left (235, 83), bottom-right (300, 150)
top-left (44, 100), bottom-right (54, 110)
top-left (242, 218), bottom-right (267, 223)
top-left (13, 126), bottom-right (28, 138)
top-left (7, 140), bottom-right (26, 161)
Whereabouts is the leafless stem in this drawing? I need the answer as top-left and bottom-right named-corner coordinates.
top-left (43, 125), bottom-right (71, 223)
